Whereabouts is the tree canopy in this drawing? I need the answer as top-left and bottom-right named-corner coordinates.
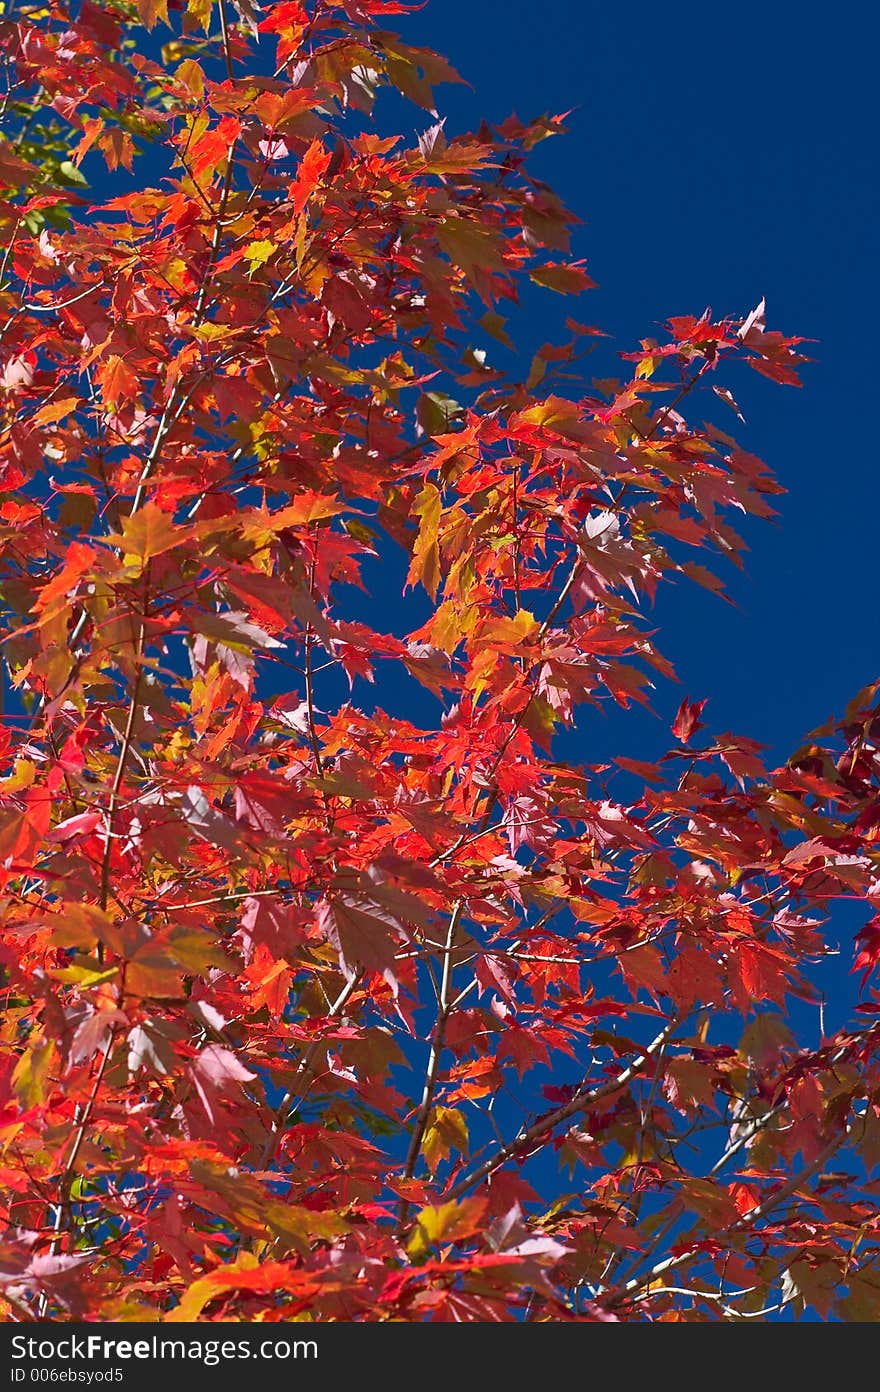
top-left (0, 0), bottom-right (877, 1322)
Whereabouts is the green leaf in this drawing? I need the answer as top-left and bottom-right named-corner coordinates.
top-left (417, 391), bottom-right (461, 437)
top-left (58, 159), bottom-right (89, 187)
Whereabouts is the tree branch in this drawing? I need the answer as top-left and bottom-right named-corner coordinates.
top-left (442, 1016), bottom-right (680, 1205)
top-left (399, 900), bottom-right (464, 1207)
top-left (602, 1126), bottom-right (849, 1311)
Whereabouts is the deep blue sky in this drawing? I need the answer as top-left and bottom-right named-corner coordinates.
top-left (397, 0), bottom-right (876, 768)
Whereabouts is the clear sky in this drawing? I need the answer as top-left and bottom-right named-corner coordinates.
top-left (398, 0), bottom-right (876, 768)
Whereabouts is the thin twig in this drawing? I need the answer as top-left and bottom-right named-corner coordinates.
top-left (256, 972), bottom-right (361, 1172)
top-left (602, 1126), bottom-right (849, 1310)
top-left (399, 901), bottom-right (464, 1213)
top-left (441, 1016), bottom-right (680, 1205)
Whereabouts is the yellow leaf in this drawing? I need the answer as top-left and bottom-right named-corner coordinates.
top-left (32, 396), bottom-right (79, 426)
top-left (406, 1197), bottom-right (487, 1258)
top-left (422, 1105), bottom-right (468, 1173)
top-left (12, 1038), bottom-right (55, 1107)
top-left (166, 1253), bottom-right (260, 1322)
top-left (407, 483), bottom-right (442, 599)
top-left (520, 396), bottom-right (580, 431)
top-left (437, 215), bottom-right (504, 281)
top-left (0, 758), bottom-right (35, 794)
top-left (479, 608), bottom-right (538, 652)
top-left (175, 58), bottom-right (205, 99)
top-left (294, 213), bottom-right (308, 270)
top-left (192, 325), bottom-right (231, 347)
top-left (112, 503), bottom-right (185, 570)
top-left (50, 962), bottom-right (119, 989)
top-left (427, 598), bottom-right (475, 653)
top-left (185, 0), bottom-right (213, 33)
top-left (165, 927), bottom-right (231, 975)
top-left (126, 950), bottom-right (186, 999)
top-left (244, 240), bottom-right (276, 272)
top-left (238, 494), bottom-right (343, 544)
top-left (479, 311), bottom-right (513, 349)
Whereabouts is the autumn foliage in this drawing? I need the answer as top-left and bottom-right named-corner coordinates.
top-left (0, 0), bottom-right (878, 1323)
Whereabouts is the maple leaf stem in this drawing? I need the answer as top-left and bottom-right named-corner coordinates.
top-left (448, 976), bottom-right (479, 1013)
top-left (186, 389), bottom-right (286, 521)
top-left (598, 1028), bottom-right (676, 1289)
top-left (42, 591), bottom-right (150, 1293)
top-left (159, 886), bottom-right (295, 913)
top-left (420, 539), bottom-right (599, 859)
top-left (130, 401), bottom-right (186, 517)
top-left (397, 771), bottom-right (526, 1200)
top-left (538, 555), bottom-right (582, 641)
top-left (522, 361), bottom-right (717, 663)
top-left (630, 1284), bottom-right (741, 1306)
top-left (0, 214), bottom-right (21, 300)
top-left (21, 283), bottom-right (106, 317)
top-left (191, 143), bottom-right (238, 326)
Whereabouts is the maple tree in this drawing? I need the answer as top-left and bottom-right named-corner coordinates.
top-left (0, 0), bottom-right (877, 1325)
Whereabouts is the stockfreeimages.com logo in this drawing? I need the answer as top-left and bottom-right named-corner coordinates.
top-left (11, 1334), bottom-right (318, 1370)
